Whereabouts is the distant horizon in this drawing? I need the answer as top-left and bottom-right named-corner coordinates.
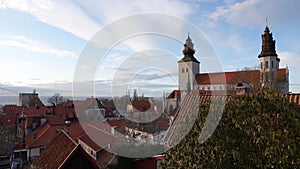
top-left (1, 1), bottom-right (300, 101)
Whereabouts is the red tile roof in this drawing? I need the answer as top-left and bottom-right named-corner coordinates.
top-left (195, 68), bottom-right (287, 85)
top-left (25, 123), bottom-right (85, 148)
top-left (32, 130), bottom-right (77, 169)
top-left (78, 123), bottom-right (121, 151)
top-left (286, 93), bottom-right (300, 105)
top-left (167, 90), bottom-right (181, 99)
top-left (196, 69), bottom-right (260, 85)
top-left (32, 130), bottom-right (99, 169)
top-left (134, 155), bottom-right (164, 169)
top-left (165, 93), bottom-right (229, 144)
top-left (131, 100), bottom-right (151, 112)
top-left (0, 112), bottom-right (17, 127)
top-left (25, 124), bottom-right (53, 148)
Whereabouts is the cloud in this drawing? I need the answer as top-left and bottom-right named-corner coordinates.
top-left (209, 0), bottom-right (300, 28)
top-left (278, 51), bottom-right (300, 67)
top-left (0, 0), bottom-right (101, 40)
top-left (0, 35), bottom-right (78, 58)
top-left (75, 0), bottom-right (193, 24)
top-left (0, 0), bottom-right (194, 41)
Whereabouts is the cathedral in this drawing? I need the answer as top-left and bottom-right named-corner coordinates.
top-left (167, 26), bottom-right (289, 112)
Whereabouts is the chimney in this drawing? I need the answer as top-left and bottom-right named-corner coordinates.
top-left (52, 103), bottom-right (55, 115)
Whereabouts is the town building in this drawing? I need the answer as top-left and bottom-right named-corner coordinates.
top-left (18, 89), bottom-right (44, 107)
top-left (168, 26), bottom-right (289, 112)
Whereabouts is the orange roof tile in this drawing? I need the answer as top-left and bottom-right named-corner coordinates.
top-left (167, 90), bottom-right (181, 99)
top-left (195, 68), bottom-right (287, 85)
top-left (196, 69), bottom-right (260, 85)
top-left (32, 130), bottom-right (99, 169)
top-left (25, 123), bottom-right (85, 148)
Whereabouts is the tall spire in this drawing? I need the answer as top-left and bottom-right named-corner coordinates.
top-left (258, 25), bottom-right (278, 58)
top-left (179, 33), bottom-right (199, 63)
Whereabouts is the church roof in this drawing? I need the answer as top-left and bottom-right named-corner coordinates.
top-left (196, 68), bottom-right (287, 85)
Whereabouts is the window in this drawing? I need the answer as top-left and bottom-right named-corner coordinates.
top-left (265, 61), bottom-right (269, 68)
top-left (40, 147), bottom-right (45, 154)
top-left (272, 61), bottom-right (274, 68)
top-left (261, 62), bottom-right (263, 69)
top-left (202, 87), bottom-right (205, 90)
top-left (182, 68), bottom-right (184, 73)
top-left (186, 68), bottom-right (188, 73)
top-left (208, 87), bottom-right (210, 90)
top-left (220, 86), bottom-right (223, 90)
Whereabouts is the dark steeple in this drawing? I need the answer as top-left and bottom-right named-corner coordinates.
top-left (258, 26), bottom-right (278, 58)
top-left (178, 34), bottom-right (200, 63)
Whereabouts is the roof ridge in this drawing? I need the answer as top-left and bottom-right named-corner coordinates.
top-left (61, 129), bottom-right (77, 145)
top-left (58, 143), bottom-right (79, 169)
top-left (87, 124), bottom-right (117, 138)
top-left (27, 123), bottom-right (52, 147)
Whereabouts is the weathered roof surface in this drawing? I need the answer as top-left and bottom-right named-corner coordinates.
top-left (195, 68), bottom-right (287, 85)
top-left (32, 130), bottom-right (77, 169)
top-left (79, 123), bottom-right (121, 152)
top-left (32, 130), bottom-right (99, 169)
top-left (164, 93), bottom-right (228, 144)
top-left (196, 69), bottom-right (260, 85)
top-left (131, 100), bottom-right (151, 112)
top-left (134, 155), bottom-right (164, 169)
top-left (286, 93), bottom-right (300, 105)
top-left (167, 90), bottom-right (181, 99)
top-left (25, 123), bottom-right (85, 148)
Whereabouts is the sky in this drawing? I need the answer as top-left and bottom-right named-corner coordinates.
top-left (0, 0), bottom-right (300, 98)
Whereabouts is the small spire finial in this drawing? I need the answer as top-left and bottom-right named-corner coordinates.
top-left (265, 17), bottom-right (268, 27)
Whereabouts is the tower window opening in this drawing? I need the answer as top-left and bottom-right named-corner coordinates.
top-left (186, 68), bottom-right (188, 73)
top-left (265, 61), bottom-right (269, 68)
top-left (182, 68), bottom-right (184, 73)
top-left (272, 61), bottom-right (274, 68)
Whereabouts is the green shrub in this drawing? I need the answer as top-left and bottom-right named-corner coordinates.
top-left (162, 90), bottom-right (300, 168)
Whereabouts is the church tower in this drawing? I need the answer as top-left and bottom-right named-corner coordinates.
top-left (178, 34), bottom-right (200, 91)
top-left (258, 26), bottom-right (280, 89)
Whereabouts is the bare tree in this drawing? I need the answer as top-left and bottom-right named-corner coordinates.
top-left (47, 93), bottom-right (66, 106)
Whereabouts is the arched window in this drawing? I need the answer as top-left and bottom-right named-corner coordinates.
top-left (265, 61), bottom-right (269, 68)
top-left (186, 68), bottom-right (188, 73)
top-left (182, 68), bottom-right (184, 73)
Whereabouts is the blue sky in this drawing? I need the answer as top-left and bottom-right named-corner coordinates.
top-left (0, 0), bottom-right (299, 97)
